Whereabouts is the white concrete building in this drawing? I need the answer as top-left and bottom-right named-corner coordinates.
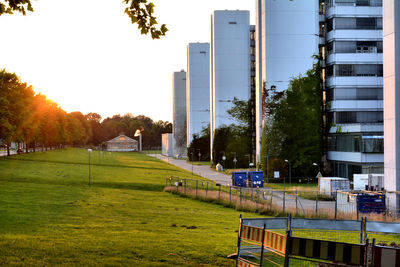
top-left (210, 10), bottom-right (252, 160)
top-left (186, 43), bottom-right (210, 146)
top-left (383, 0), bottom-right (400, 209)
top-left (255, 0), bottom-right (320, 163)
top-left (325, 0), bottom-right (384, 178)
top-left (172, 70), bottom-right (187, 157)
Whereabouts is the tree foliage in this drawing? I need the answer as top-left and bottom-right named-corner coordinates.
top-left (0, 0), bottom-right (168, 39)
top-left (210, 98), bottom-right (253, 168)
top-left (0, 69), bottom-right (172, 154)
top-left (261, 66), bottom-right (322, 177)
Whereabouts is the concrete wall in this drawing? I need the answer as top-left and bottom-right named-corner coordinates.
top-left (384, 0), bottom-right (400, 196)
top-left (255, 0), bottom-right (320, 162)
top-left (186, 43), bottom-right (210, 146)
top-left (162, 133), bottom-right (174, 157)
top-left (172, 70), bottom-right (187, 157)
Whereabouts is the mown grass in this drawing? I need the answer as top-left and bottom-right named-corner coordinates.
top-left (0, 148), bottom-right (262, 266)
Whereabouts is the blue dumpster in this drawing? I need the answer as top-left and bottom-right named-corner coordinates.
top-left (232, 172), bottom-right (247, 187)
top-left (357, 194), bottom-right (386, 214)
top-left (247, 171), bottom-right (264, 188)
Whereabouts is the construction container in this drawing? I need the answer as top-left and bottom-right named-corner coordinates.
top-left (337, 191), bottom-right (386, 215)
top-left (231, 172), bottom-right (247, 187)
top-left (319, 177), bottom-right (350, 197)
top-left (247, 171), bottom-right (264, 188)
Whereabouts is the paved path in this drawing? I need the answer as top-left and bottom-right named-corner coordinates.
top-left (147, 154), bottom-right (232, 186)
top-left (148, 153), bottom-right (335, 212)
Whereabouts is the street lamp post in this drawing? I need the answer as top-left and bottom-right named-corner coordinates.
top-left (197, 149), bottom-right (201, 163)
top-left (88, 149), bottom-right (92, 186)
top-left (245, 154), bottom-right (251, 168)
top-left (231, 152), bottom-right (237, 170)
top-left (313, 162), bottom-right (320, 184)
top-left (220, 151), bottom-right (226, 169)
top-left (284, 159), bottom-right (291, 185)
top-left (263, 155), bottom-right (269, 183)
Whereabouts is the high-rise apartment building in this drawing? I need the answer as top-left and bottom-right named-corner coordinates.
top-left (186, 43), bottom-right (210, 147)
top-left (210, 10), bottom-right (252, 160)
top-left (172, 70), bottom-right (187, 157)
top-left (255, 0), bottom-right (320, 163)
top-left (325, 0), bottom-right (384, 178)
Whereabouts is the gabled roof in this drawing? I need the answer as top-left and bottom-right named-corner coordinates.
top-left (106, 134), bottom-right (138, 143)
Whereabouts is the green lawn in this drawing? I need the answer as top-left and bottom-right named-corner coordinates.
top-left (0, 149), bottom-right (261, 266)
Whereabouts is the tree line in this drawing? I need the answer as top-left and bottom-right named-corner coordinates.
top-left (0, 69), bottom-right (171, 156)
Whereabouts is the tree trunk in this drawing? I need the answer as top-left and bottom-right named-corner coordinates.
top-left (7, 143), bottom-right (10, 156)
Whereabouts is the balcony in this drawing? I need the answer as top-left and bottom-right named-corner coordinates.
top-left (329, 100), bottom-right (383, 111)
top-left (326, 76), bottom-right (383, 87)
top-left (329, 124), bottom-right (383, 133)
top-left (326, 29), bottom-right (382, 41)
top-left (327, 53), bottom-right (382, 64)
top-left (326, 6), bottom-right (382, 19)
top-left (327, 151), bottom-right (383, 163)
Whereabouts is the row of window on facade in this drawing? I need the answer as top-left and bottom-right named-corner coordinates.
top-left (327, 17), bottom-right (382, 31)
top-left (328, 111), bottom-right (383, 124)
top-left (326, 0), bottom-right (382, 8)
top-left (327, 87), bottom-right (383, 101)
top-left (328, 134), bottom-right (384, 153)
top-left (327, 41), bottom-right (383, 54)
top-left (327, 64), bottom-right (383, 77)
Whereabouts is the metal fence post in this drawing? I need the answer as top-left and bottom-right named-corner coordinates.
top-left (218, 184), bottom-right (221, 201)
top-left (316, 191), bottom-right (319, 215)
top-left (206, 182), bottom-right (208, 198)
top-left (229, 186), bottom-right (232, 204)
top-left (236, 215), bottom-right (243, 267)
top-left (170, 176), bottom-right (173, 186)
top-left (240, 187), bottom-right (242, 207)
top-left (270, 190), bottom-right (273, 210)
top-left (196, 180), bottom-right (198, 198)
top-left (259, 224), bottom-right (266, 266)
top-left (295, 189), bottom-right (298, 214)
top-left (335, 190), bottom-right (338, 220)
top-left (283, 191), bottom-right (286, 214)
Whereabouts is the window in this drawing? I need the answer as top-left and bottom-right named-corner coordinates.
top-left (336, 41), bottom-right (357, 53)
top-left (336, 65), bottom-right (354, 76)
top-left (333, 64), bottom-right (383, 77)
top-left (336, 112), bottom-right (383, 123)
top-left (357, 18), bottom-right (376, 29)
top-left (362, 136), bottom-right (384, 153)
top-left (327, 18), bottom-right (333, 32)
top-left (336, 18), bottom-right (356, 29)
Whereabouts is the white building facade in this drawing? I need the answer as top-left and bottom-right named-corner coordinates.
top-left (210, 10), bottom-right (252, 160)
top-left (325, 0), bottom-right (384, 178)
top-left (186, 43), bottom-right (210, 146)
top-left (255, 0), bottom-right (320, 164)
top-left (383, 0), bottom-right (400, 209)
top-left (172, 70), bottom-right (187, 157)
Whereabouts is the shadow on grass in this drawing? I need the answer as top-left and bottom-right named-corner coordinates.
top-left (1, 157), bottom-right (175, 172)
top-left (0, 175), bottom-right (165, 192)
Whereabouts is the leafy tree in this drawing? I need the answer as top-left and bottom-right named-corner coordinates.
top-left (187, 126), bottom-right (210, 162)
top-left (261, 65), bottom-right (322, 178)
top-left (0, 0), bottom-right (168, 39)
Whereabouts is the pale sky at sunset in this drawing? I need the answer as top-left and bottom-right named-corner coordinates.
top-left (0, 0), bottom-right (255, 122)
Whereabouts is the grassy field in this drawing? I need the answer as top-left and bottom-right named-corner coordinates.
top-left (0, 149), bottom-right (261, 266)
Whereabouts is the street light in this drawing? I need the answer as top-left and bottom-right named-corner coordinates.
top-left (197, 149), bottom-right (201, 163)
top-left (231, 152), bottom-right (237, 169)
top-left (284, 159), bottom-right (291, 185)
top-left (88, 149), bottom-right (92, 186)
top-left (220, 151), bottom-right (226, 169)
top-left (313, 162), bottom-right (320, 173)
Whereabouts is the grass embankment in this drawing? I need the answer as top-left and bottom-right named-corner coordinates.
top-left (266, 183), bottom-right (334, 201)
top-left (0, 149), bottom-right (261, 266)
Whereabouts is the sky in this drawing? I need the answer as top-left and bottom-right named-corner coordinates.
top-left (0, 0), bottom-right (255, 122)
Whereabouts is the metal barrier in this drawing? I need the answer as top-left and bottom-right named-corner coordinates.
top-left (236, 217), bottom-right (400, 267)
